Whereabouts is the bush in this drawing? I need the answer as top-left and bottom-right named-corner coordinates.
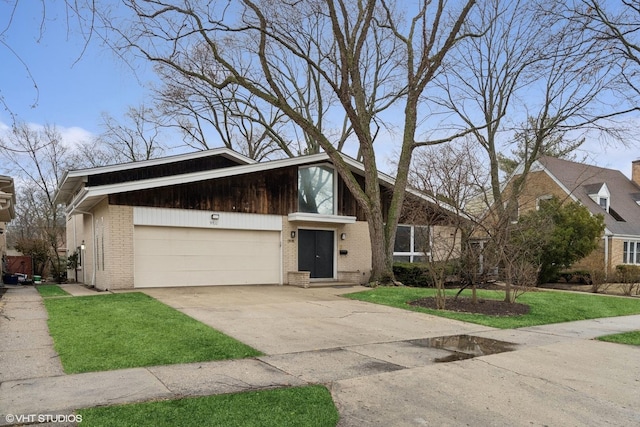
top-left (615, 265), bottom-right (640, 282)
top-left (393, 263), bottom-right (433, 287)
top-left (615, 265), bottom-right (640, 296)
top-left (555, 270), bottom-right (592, 284)
top-left (393, 261), bottom-right (460, 287)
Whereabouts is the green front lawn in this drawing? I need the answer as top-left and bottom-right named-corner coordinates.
top-left (78, 385), bottom-right (339, 427)
top-left (344, 287), bottom-right (640, 329)
top-left (597, 330), bottom-right (640, 346)
top-left (36, 284), bottom-right (70, 298)
top-left (44, 292), bottom-right (261, 373)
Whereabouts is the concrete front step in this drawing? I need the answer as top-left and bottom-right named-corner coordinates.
top-left (286, 281), bottom-right (359, 289)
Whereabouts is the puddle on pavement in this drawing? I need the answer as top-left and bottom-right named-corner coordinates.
top-left (407, 335), bottom-right (518, 363)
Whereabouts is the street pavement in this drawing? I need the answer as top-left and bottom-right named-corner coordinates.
top-left (0, 284), bottom-right (639, 426)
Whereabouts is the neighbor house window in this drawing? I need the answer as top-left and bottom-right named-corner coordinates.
top-left (298, 165), bottom-right (335, 215)
top-left (599, 197), bottom-right (608, 211)
top-left (536, 195), bottom-right (553, 210)
top-left (623, 241), bottom-right (640, 264)
top-left (393, 225), bottom-right (430, 263)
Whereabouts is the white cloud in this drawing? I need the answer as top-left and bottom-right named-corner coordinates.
top-left (58, 126), bottom-right (95, 147)
top-left (0, 121), bottom-right (95, 147)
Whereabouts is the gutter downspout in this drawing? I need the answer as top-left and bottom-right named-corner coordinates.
top-left (603, 235), bottom-right (609, 280)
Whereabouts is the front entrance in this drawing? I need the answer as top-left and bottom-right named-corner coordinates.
top-left (298, 229), bottom-right (334, 279)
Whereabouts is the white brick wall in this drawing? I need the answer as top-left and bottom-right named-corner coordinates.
top-left (105, 205), bottom-right (134, 289)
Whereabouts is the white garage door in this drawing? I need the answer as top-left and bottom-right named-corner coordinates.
top-left (134, 226), bottom-right (281, 288)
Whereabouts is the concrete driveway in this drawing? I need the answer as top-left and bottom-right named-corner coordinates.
top-left (139, 285), bottom-right (494, 354)
top-left (2, 285), bottom-right (639, 426)
top-left (139, 285), bottom-right (640, 426)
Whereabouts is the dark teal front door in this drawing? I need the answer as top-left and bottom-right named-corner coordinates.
top-left (298, 229), bottom-right (334, 278)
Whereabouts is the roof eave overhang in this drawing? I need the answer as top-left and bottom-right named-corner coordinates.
top-left (55, 148), bottom-right (257, 205)
top-left (287, 212), bottom-right (357, 224)
top-left (60, 151), bottom-right (460, 220)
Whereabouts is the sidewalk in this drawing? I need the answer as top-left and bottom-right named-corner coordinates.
top-left (1, 285), bottom-right (639, 426)
top-left (0, 286), bottom-right (64, 383)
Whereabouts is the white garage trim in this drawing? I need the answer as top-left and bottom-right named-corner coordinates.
top-left (133, 225), bottom-right (281, 288)
top-left (133, 207), bottom-right (282, 231)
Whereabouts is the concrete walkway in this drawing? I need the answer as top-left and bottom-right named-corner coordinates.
top-left (1, 285), bottom-right (639, 426)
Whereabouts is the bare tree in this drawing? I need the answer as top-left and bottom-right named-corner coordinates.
top-left (436, 0), bottom-right (631, 301)
top-left (97, 105), bottom-right (165, 162)
top-left (68, 139), bottom-right (120, 168)
top-left (153, 31), bottom-right (355, 160)
top-left (573, 1), bottom-right (640, 99)
top-left (497, 117), bottom-right (584, 175)
top-left (408, 140), bottom-right (488, 308)
top-left (156, 67), bottom-right (294, 160)
top-left (99, 0), bottom-right (477, 284)
top-left (0, 123), bottom-right (74, 279)
top-left (65, 105), bottom-right (166, 168)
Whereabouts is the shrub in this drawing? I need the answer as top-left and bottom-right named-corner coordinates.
top-left (393, 261), bottom-right (460, 287)
top-left (615, 265), bottom-right (640, 296)
top-left (555, 270), bottom-right (592, 284)
top-left (615, 265), bottom-right (640, 282)
top-left (393, 263), bottom-right (433, 287)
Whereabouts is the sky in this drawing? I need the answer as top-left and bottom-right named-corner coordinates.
top-left (1, 1), bottom-right (639, 179)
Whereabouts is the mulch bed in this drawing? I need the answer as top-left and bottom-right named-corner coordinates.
top-left (409, 296), bottom-right (530, 316)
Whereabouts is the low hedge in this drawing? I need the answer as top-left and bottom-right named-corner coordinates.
top-left (393, 261), bottom-right (460, 287)
top-left (393, 263), bottom-right (433, 287)
top-left (556, 270), bottom-right (592, 284)
top-left (615, 265), bottom-right (640, 283)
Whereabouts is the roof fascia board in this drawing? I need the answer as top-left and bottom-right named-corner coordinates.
top-left (55, 148), bottom-right (256, 205)
top-left (66, 148), bottom-right (256, 179)
top-left (606, 232), bottom-right (640, 239)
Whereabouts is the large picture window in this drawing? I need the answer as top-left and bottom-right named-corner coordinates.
top-left (298, 165), bottom-right (335, 215)
top-left (393, 224), bottom-right (430, 263)
top-left (623, 241), bottom-right (640, 264)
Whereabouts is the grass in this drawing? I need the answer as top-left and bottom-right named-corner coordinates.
top-left (77, 385), bottom-right (339, 427)
top-left (36, 284), bottom-right (70, 298)
top-left (344, 287), bottom-right (640, 329)
top-left (597, 330), bottom-right (640, 346)
top-left (44, 292), bottom-right (262, 373)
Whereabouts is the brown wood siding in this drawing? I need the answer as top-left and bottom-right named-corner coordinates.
top-left (109, 166), bottom-right (297, 214)
top-left (106, 162), bottom-right (440, 224)
top-left (89, 156), bottom-right (242, 187)
top-left (107, 164), bottom-right (364, 219)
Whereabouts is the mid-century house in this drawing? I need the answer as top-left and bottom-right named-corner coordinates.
top-left (506, 156), bottom-right (640, 277)
top-left (0, 175), bottom-right (16, 276)
top-left (54, 148), bottom-right (458, 290)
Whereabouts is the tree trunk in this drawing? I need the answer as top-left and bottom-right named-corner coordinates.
top-left (366, 201), bottom-right (395, 285)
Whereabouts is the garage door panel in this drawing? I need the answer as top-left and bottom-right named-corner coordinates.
top-left (134, 226), bottom-right (281, 288)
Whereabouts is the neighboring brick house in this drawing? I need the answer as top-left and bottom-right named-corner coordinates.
top-left (506, 156), bottom-right (640, 277)
top-left (54, 148), bottom-right (457, 290)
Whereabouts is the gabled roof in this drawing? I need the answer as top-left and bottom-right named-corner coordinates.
top-left (54, 148), bottom-right (256, 205)
top-left (57, 147), bottom-right (451, 216)
top-left (582, 183), bottom-right (606, 195)
top-left (532, 156), bottom-right (640, 236)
